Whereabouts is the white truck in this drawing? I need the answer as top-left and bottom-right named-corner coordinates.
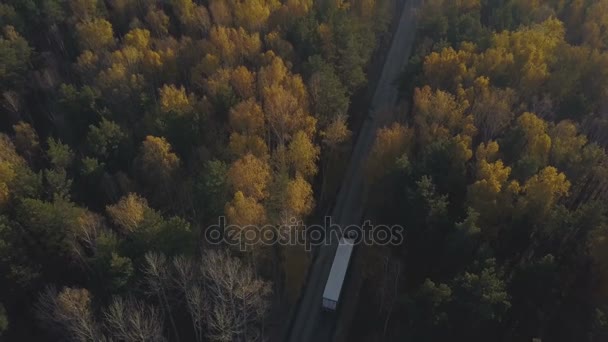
top-left (321, 237), bottom-right (355, 311)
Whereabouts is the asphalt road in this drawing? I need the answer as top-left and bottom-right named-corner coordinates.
top-left (285, 0), bottom-right (421, 341)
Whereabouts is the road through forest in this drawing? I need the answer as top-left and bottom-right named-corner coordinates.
top-left (285, 0), bottom-right (422, 341)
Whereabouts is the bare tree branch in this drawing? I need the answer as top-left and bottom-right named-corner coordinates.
top-left (103, 296), bottom-right (165, 342)
top-left (36, 286), bottom-right (101, 342)
top-left (143, 252), bottom-right (180, 342)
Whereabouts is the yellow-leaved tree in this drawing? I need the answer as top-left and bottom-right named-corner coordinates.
top-left (227, 153), bottom-right (271, 200)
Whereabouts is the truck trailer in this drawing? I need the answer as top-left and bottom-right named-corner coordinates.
top-left (321, 237), bottom-right (355, 311)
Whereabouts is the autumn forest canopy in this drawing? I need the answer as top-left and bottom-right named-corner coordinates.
top-left (362, 0), bottom-right (608, 341)
top-left (1, 0), bottom-right (608, 341)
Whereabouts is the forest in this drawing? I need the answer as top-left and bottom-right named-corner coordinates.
top-left (358, 0), bottom-right (608, 341)
top-left (2, 0), bottom-right (608, 341)
top-left (0, 0), bottom-right (388, 340)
